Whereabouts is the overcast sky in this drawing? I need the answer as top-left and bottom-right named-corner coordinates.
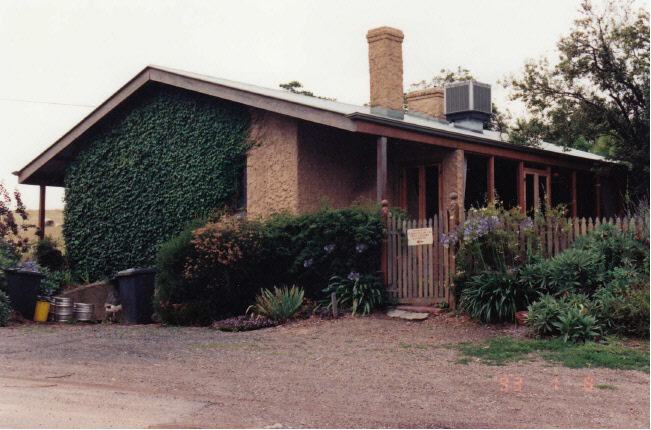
top-left (0, 0), bottom-right (622, 209)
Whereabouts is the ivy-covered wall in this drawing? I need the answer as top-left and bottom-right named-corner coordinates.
top-left (63, 83), bottom-right (250, 281)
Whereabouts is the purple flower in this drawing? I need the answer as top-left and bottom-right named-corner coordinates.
top-left (355, 243), bottom-right (368, 253)
top-left (303, 258), bottom-right (314, 268)
top-left (520, 218), bottom-right (534, 231)
top-left (16, 260), bottom-right (41, 273)
top-left (324, 244), bottom-right (336, 253)
top-left (347, 272), bottom-right (360, 281)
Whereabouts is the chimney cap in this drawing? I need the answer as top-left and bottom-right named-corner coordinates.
top-left (406, 87), bottom-right (443, 101)
top-left (366, 26), bottom-right (404, 43)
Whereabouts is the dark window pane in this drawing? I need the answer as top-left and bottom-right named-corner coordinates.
top-left (425, 166), bottom-right (439, 219)
top-left (406, 167), bottom-right (420, 219)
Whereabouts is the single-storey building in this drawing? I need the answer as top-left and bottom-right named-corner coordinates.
top-left (15, 27), bottom-right (624, 273)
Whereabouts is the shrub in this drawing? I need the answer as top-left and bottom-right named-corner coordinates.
top-left (0, 243), bottom-right (19, 293)
top-left (527, 294), bottom-right (601, 342)
top-left (0, 181), bottom-right (34, 256)
top-left (553, 307), bottom-right (600, 343)
top-left (39, 268), bottom-right (67, 297)
top-left (33, 237), bottom-right (67, 272)
top-left (0, 290), bottom-right (10, 327)
top-left (155, 207), bottom-right (385, 325)
top-left (516, 259), bottom-right (556, 296)
top-left (460, 270), bottom-right (536, 324)
top-left (547, 249), bottom-right (603, 296)
top-left (449, 200), bottom-right (543, 305)
top-left (262, 207), bottom-right (384, 298)
top-left (527, 294), bottom-right (568, 336)
top-left (609, 284), bottom-right (650, 337)
top-left (154, 218), bottom-right (209, 326)
top-left (248, 285), bottom-right (304, 322)
top-left (572, 224), bottom-right (647, 273)
top-left (323, 272), bottom-right (385, 316)
top-left (449, 201), bottom-right (540, 274)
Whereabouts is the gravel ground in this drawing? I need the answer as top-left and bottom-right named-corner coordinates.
top-left (0, 314), bottom-right (648, 428)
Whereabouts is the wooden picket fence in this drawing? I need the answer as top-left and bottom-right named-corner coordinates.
top-left (522, 215), bottom-right (649, 259)
top-left (385, 211), bottom-right (452, 304)
top-left (384, 211), bottom-right (649, 305)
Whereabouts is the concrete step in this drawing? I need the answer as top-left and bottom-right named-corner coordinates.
top-left (395, 305), bottom-right (446, 315)
top-left (386, 309), bottom-right (429, 321)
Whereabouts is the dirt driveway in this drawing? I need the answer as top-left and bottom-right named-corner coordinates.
top-left (0, 314), bottom-right (648, 428)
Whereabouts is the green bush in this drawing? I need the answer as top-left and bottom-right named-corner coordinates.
top-left (0, 290), bottom-right (11, 327)
top-left (548, 249), bottom-right (603, 295)
top-left (38, 268), bottom-right (67, 297)
top-left (248, 285), bottom-right (304, 322)
top-left (154, 218), bottom-right (208, 326)
top-left (527, 294), bottom-right (600, 342)
top-left (154, 207), bottom-right (385, 325)
top-left (527, 294), bottom-right (568, 336)
top-left (64, 84), bottom-right (251, 281)
top-left (516, 259), bottom-right (555, 296)
top-left (0, 243), bottom-right (19, 293)
top-left (33, 237), bottom-right (67, 272)
top-left (609, 284), bottom-right (650, 337)
top-left (449, 200), bottom-right (543, 305)
top-left (323, 272), bottom-right (385, 316)
top-left (460, 270), bottom-right (536, 324)
top-left (553, 307), bottom-right (600, 343)
top-left (572, 224), bottom-right (648, 273)
top-left (261, 207), bottom-right (384, 298)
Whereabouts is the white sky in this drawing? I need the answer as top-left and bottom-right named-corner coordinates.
top-left (0, 0), bottom-right (618, 209)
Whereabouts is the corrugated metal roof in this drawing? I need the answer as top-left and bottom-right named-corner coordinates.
top-left (154, 65), bottom-right (607, 163)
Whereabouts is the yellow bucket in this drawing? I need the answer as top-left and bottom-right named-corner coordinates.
top-left (34, 301), bottom-right (50, 322)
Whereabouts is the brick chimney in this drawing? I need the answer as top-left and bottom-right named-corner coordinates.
top-left (406, 87), bottom-right (445, 119)
top-left (366, 26), bottom-right (404, 119)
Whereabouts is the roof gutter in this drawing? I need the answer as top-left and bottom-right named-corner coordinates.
top-left (346, 112), bottom-right (616, 166)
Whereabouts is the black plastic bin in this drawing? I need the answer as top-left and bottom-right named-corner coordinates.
top-left (115, 268), bottom-right (156, 324)
top-left (4, 268), bottom-right (44, 320)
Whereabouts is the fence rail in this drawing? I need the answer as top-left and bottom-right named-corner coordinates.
top-left (384, 210), bottom-right (649, 305)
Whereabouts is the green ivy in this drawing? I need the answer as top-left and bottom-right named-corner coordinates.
top-left (63, 83), bottom-right (250, 281)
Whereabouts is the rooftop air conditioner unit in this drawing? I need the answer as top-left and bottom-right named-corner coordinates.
top-left (444, 80), bottom-right (492, 132)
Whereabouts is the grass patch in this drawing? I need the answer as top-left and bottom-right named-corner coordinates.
top-left (456, 337), bottom-right (649, 372)
top-left (596, 384), bottom-right (617, 390)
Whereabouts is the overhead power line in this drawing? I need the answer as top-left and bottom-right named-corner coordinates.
top-left (0, 97), bottom-right (96, 108)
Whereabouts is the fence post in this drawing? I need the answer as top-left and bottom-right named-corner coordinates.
top-left (380, 199), bottom-right (390, 286)
top-left (448, 192), bottom-right (459, 309)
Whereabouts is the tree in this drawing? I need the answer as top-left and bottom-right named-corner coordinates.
top-left (410, 67), bottom-right (509, 133)
top-left (0, 181), bottom-right (34, 257)
top-left (505, 0), bottom-right (649, 196)
top-left (279, 81), bottom-right (335, 100)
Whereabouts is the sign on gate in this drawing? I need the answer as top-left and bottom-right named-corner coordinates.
top-left (407, 227), bottom-right (433, 246)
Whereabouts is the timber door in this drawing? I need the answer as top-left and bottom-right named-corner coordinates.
top-left (524, 167), bottom-right (551, 215)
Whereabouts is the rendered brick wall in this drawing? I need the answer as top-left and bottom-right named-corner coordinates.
top-left (246, 109), bottom-right (299, 216)
top-left (297, 121), bottom-right (375, 212)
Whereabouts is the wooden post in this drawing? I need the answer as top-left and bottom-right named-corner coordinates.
top-left (376, 136), bottom-right (388, 202)
top-left (546, 166), bottom-right (552, 207)
top-left (380, 199), bottom-right (390, 286)
top-left (331, 293), bottom-right (338, 318)
top-left (487, 156), bottom-right (495, 202)
top-left (595, 176), bottom-right (601, 219)
top-left (447, 192), bottom-right (459, 309)
top-left (517, 161), bottom-right (525, 213)
top-left (38, 185), bottom-right (46, 239)
top-left (571, 170), bottom-right (577, 218)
